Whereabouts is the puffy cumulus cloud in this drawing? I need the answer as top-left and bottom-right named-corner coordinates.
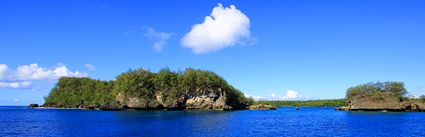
top-left (0, 63), bottom-right (87, 89)
top-left (84, 64), bottom-right (96, 71)
top-left (181, 3), bottom-right (252, 54)
top-left (246, 90), bottom-right (302, 101)
top-left (10, 63), bottom-right (86, 81)
top-left (144, 27), bottom-right (174, 52)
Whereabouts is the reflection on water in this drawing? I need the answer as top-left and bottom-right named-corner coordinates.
top-left (0, 107), bottom-right (425, 137)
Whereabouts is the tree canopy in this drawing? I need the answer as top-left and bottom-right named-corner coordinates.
top-left (44, 77), bottom-right (114, 107)
top-left (346, 81), bottom-right (407, 101)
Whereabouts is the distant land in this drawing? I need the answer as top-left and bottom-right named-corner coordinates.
top-left (256, 99), bottom-right (347, 107)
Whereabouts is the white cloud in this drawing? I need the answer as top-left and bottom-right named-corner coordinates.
top-left (10, 63), bottom-right (86, 81)
top-left (286, 90), bottom-right (299, 99)
top-left (181, 3), bottom-right (252, 54)
top-left (0, 63), bottom-right (87, 89)
top-left (144, 27), bottom-right (173, 52)
top-left (0, 64), bottom-right (8, 80)
top-left (0, 81), bottom-right (31, 89)
top-left (84, 64), bottom-right (96, 71)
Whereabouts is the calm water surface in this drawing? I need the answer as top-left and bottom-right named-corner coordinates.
top-left (1, 106), bottom-right (424, 137)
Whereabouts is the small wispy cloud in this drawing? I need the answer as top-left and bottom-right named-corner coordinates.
top-left (84, 64), bottom-right (96, 71)
top-left (144, 27), bottom-right (174, 52)
top-left (13, 99), bottom-right (20, 103)
top-left (0, 81), bottom-right (31, 89)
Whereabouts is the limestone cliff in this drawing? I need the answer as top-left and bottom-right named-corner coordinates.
top-left (114, 87), bottom-right (234, 110)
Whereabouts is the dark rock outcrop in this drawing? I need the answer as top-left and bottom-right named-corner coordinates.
top-left (403, 100), bottom-right (425, 112)
top-left (99, 101), bottom-right (124, 110)
top-left (28, 104), bottom-right (39, 108)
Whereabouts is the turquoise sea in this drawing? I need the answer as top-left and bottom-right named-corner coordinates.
top-left (1, 106), bottom-right (424, 137)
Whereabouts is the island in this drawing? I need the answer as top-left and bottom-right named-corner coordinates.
top-left (40, 68), bottom-right (275, 110)
top-left (336, 81), bottom-right (425, 112)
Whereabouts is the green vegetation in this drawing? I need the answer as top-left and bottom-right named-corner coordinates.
top-left (44, 68), bottom-right (252, 108)
top-left (44, 77), bottom-right (114, 107)
top-left (346, 81), bottom-right (407, 101)
top-left (255, 99), bottom-right (347, 107)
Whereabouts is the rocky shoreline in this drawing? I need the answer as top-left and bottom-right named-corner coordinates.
top-left (335, 100), bottom-right (425, 112)
top-left (29, 103), bottom-right (277, 111)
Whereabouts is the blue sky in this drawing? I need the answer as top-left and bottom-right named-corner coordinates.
top-left (1, 0), bottom-right (424, 105)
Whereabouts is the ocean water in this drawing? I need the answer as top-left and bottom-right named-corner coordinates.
top-left (0, 106), bottom-right (424, 137)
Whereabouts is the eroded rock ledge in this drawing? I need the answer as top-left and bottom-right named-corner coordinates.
top-left (248, 104), bottom-right (277, 110)
top-left (335, 100), bottom-right (425, 112)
